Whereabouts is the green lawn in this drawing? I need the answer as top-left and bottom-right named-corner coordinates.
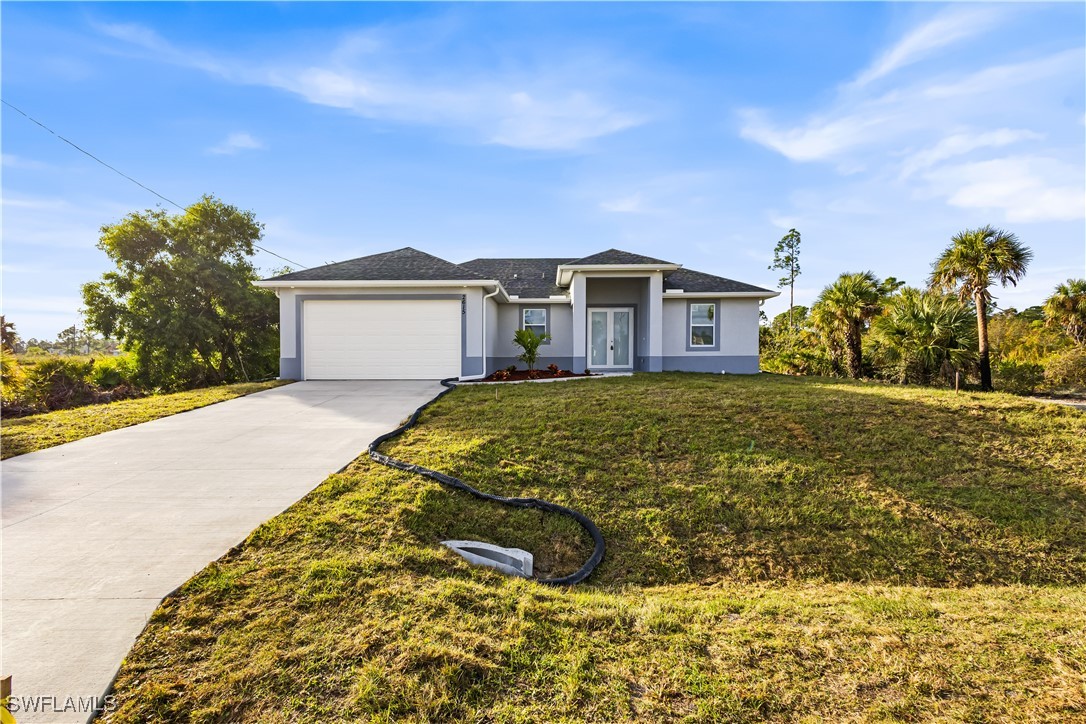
top-left (0, 380), bottom-right (291, 459)
top-left (102, 374), bottom-right (1086, 722)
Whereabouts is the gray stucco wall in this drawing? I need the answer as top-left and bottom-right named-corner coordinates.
top-left (490, 304), bottom-right (573, 370)
top-left (662, 297), bottom-right (760, 358)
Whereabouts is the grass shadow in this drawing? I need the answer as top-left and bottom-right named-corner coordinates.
top-left (388, 373), bottom-right (1086, 587)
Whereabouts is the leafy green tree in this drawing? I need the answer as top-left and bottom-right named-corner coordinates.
top-left (512, 328), bottom-right (551, 371)
top-left (929, 225), bottom-right (1031, 391)
top-left (1043, 279), bottom-right (1086, 345)
top-left (811, 272), bottom-right (883, 379)
top-left (868, 288), bottom-right (977, 385)
top-left (769, 228), bottom-right (802, 328)
top-left (81, 195), bottom-right (279, 389)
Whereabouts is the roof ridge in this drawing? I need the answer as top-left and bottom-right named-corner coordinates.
top-left (261, 246), bottom-right (488, 283)
top-left (566, 248), bottom-right (677, 266)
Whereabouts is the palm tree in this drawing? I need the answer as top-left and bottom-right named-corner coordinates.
top-left (868, 287), bottom-right (977, 384)
top-left (929, 226), bottom-right (1032, 391)
top-left (1043, 279), bottom-right (1086, 345)
top-left (811, 271), bottom-right (883, 379)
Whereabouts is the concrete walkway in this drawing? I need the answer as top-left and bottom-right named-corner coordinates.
top-left (1, 380), bottom-right (440, 723)
top-left (1033, 397), bottom-right (1086, 412)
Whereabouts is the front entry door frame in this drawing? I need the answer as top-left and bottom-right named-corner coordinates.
top-left (588, 307), bottom-right (635, 369)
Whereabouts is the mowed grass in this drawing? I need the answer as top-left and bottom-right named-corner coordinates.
top-left (103, 374), bottom-right (1086, 722)
top-left (0, 380), bottom-right (291, 459)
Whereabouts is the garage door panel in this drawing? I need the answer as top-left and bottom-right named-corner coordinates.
top-left (303, 299), bottom-right (461, 380)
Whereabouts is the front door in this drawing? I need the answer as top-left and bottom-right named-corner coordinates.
top-left (588, 307), bottom-right (634, 369)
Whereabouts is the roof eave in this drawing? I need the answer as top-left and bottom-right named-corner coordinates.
top-left (505, 295), bottom-right (571, 303)
top-left (663, 290), bottom-right (780, 299)
top-left (555, 263), bottom-right (682, 287)
top-left (253, 278), bottom-right (509, 299)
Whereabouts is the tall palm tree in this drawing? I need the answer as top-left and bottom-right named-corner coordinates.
top-left (929, 226), bottom-right (1032, 391)
top-left (811, 271), bottom-right (883, 379)
top-left (1043, 279), bottom-right (1086, 345)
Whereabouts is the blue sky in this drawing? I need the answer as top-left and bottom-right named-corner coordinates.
top-left (3, 1), bottom-right (1084, 340)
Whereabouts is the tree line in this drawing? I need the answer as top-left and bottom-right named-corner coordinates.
top-left (761, 227), bottom-right (1086, 394)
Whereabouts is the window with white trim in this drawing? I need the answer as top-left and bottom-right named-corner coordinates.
top-left (690, 303), bottom-right (715, 346)
top-left (522, 308), bottom-right (547, 337)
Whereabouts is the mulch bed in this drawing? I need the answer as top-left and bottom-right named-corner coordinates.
top-left (478, 369), bottom-right (594, 383)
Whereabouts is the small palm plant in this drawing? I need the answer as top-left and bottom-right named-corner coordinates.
top-left (512, 328), bottom-right (551, 371)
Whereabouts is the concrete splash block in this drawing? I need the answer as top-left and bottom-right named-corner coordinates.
top-left (441, 540), bottom-right (534, 578)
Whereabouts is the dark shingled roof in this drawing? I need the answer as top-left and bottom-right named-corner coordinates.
top-left (565, 249), bottom-right (676, 266)
top-left (460, 258), bottom-right (574, 298)
top-left (663, 267), bottom-right (775, 294)
top-left (262, 247), bottom-right (487, 283)
top-left (262, 246), bottom-right (774, 296)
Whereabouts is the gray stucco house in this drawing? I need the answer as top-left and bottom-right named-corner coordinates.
top-left (254, 247), bottom-right (778, 380)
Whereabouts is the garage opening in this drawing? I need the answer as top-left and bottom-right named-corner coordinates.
top-left (302, 298), bottom-right (461, 380)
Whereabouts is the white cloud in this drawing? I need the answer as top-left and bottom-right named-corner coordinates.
top-left (739, 107), bottom-right (894, 163)
top-left (921, 155), bottom-right (1085, 223)
top-left (900, 128), bottom-right (1043, 178)
top-left (95, 21), bottom-right (646, 152)
top-left (94, 21), bottom-right (224, 75)
top-left (600, 193), bottom-right (646, 213)
top-left (1, 154), bottom-right (51, 170)
top-left (851, 7), bottom-right (1006, 88)
top-left (207, 132), bottom-right (264, 155)
top-left (740, 48), bottom-right (1080, 165)
top-left (923, 48), bottom-right (1085, 100)
top-left (491, 91), bottom-right (642, 150)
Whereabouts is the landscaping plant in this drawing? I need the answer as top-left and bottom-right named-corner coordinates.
top-left (512, 328), bottom-right (550, 371)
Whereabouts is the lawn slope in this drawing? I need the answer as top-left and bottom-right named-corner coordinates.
top-left (1, 380), bottom-right (291, 459)
top-left (103, 374), bottom-right (1086, 722)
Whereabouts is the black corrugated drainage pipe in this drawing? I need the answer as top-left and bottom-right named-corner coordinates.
top-left (368, 378), bottom-right (605, 586)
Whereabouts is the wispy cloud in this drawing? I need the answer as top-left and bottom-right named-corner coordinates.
top-left (739, 48), bottom-right (1080, 165)
top-left (899, 128), bottom-right (1043, 179)
top-left (600, 193), bottom-right (646, 214)
top-left (739, 106), bottom-right (894, 163)
top-left (922, 48), bottom-right (1084, 100)
top-left (921, 155), bottom-right (1085, 223)
top-left (737, 5), bottom-right (1084, 225)
top-left (93, 20), bottom-right (647, 151)
top-left (207, 132), bottom-right (264, 155)
top-left (1, 154), bottom-right (51, 170)
top-left (851, 7), bottom-right (1006, 88)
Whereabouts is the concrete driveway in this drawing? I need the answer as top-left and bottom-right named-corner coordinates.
top-left (1, 380), bottom-right (441, 723)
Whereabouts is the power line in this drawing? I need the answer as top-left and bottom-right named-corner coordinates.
top-left (2, 98), bottom-right (308, 269)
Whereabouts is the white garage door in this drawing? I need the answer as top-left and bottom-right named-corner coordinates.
top-left (303, 299), bottom-right (461, 379)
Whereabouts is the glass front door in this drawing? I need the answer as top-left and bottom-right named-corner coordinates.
top-left (587, 308), bottom-right (634, 368)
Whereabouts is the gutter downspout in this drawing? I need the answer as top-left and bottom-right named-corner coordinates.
top-left (460, 285), bottom-right (501, 380)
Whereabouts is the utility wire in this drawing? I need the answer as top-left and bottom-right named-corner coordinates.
top-left (2, 98), bottom-right (308, 269)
